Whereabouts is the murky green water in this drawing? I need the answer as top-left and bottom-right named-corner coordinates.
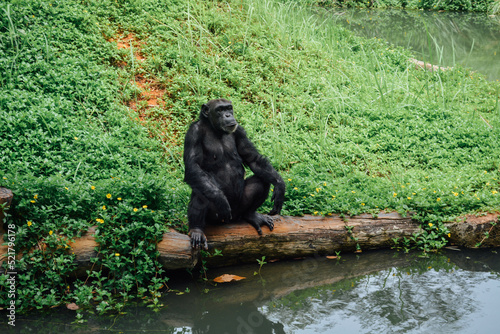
top-left (327, 9), bottom-right (500, 81)
top-left (3, 248), bottom-right (500, 333)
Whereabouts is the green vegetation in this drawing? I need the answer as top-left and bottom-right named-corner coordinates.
top-left (302, 0), bottom-right (499, 13)
top-left (1, 0), bottom-right (499, 314)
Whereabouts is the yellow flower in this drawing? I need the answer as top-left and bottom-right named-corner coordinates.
top-left (314, 211), bottom-right (318, 215)
top-left (34, 194), bottom-right (38, 199)
top-left (142, 205), bottom-right (148, 209)
top-left (115, 253), bottom-right (120, 257)
top-left (492, 191), bottom-right (498, 195)
top-left (133, 208), bottom-right (138, 212)
top-left (393, 192), bottom-right (397, 197)
top-left (27, 221), bottom-right (32, 226)
top-left (437, 198), bottom-right (441, 201)
top-left (316, 188), bottom-right (321, 192)
top-left (102, 205), bottom-right (106, 210)
top-left (361, 203), bottom-right (365, 206)
top-left (310, 194), bottom-right (315, 197)
top-left (96, 218), bottom-right (104, 224)
top-left (293, 187), bottom-right (298, 191)
top-left (428, 223), bottom-right (433, 227)
top-left (117, 197), bottom-right (122, 200)
top-left (448, 233), bottom-right (451, 238)
top-left (74, 137), bottom-right (78, 140)
top-left (288, 179), bottom-right (292, 182)
top-left (91, 186), bottom-right (96, 190)
top-left (407, 197), bottom-right (412, 200)
top-left (49, 230), bottom-right (53, 235)
top-left (65, 187), bottom-right (69, 190)
top-left (106, 193), bottom-right (112, 199)
top-left (30, 200), bottom-right (36, 203)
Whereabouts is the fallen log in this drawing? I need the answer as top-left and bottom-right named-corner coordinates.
top-left (0, 187), bottom-right (13, 234)
top-left (1, 212), bottom-right (498, 275)
top-left (410, 58), bottom-right (451, 72)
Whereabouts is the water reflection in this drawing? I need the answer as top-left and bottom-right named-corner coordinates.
top-left (325, 9), bottom-right (500, 81)
top-left (3, 249), bottom-right (500, 333)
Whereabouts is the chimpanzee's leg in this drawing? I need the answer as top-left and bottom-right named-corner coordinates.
top-left (237, 175), bottom-right (274, 234)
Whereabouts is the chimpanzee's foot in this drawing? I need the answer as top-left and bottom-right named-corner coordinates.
top-left (189, 228), bottom-right (208, 250)
top-left (244, 212), bottom-right (274, 235)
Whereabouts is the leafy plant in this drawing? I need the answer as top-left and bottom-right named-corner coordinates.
top-left (254, 256), bottom-right (268, 275)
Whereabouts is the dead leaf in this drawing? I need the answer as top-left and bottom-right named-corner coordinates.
top-left (213, 274), bottom-right (246, 283)
top-left (326, 256), bottom-right (338, 260)
top-left (66, 303), bottom-right (80, 311)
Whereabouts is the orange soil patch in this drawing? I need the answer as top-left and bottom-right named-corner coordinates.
top-left (110, 33), bottom-right (167, 111)
top-left (129, 74), bottom-right (167, 110)
top-left (114, 33), bottom-right (146, 62)
top-left (109, 33), bottom-right (181, 149)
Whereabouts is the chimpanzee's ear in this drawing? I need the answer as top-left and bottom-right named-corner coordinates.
top-left (201, 104), bottom-right (209, 118)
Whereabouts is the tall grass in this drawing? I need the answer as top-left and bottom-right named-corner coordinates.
top-left (491, 0), bottom-right (500, 14)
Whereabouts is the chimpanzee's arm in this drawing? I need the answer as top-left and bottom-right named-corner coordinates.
top-left (183, 123), bottom-right (232, 221)
top-left (235, 127), bottom-right (285, 215)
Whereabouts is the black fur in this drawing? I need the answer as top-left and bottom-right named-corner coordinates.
top-left (183, 99), bottom-right (285, 249)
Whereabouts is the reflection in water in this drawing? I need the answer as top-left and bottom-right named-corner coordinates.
top-left (3, 249), bottom-right (500, 333)
top-left (265, 266), bottom-right (498, 333)
top-left (325, 9), bottom-right (500, 81)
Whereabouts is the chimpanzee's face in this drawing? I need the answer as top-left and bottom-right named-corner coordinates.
top-left (203, 99), bottom-right (238, 133)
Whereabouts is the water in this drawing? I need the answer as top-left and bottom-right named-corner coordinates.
top-left (3, 248), bottom-right (500, 333)
top-left (327, 9), bottom-right (500, 81)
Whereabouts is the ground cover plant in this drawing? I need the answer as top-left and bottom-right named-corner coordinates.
top-left (1, 0), bottom-right (499, 315)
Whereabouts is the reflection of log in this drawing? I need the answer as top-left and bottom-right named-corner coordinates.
top-left (159, 250), bottom-right (414, 329)
top-left (1, 212), bottom-right (498, 275)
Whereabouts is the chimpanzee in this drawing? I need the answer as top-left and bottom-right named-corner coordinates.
top-left (183, 99), bottom-right (285, 250)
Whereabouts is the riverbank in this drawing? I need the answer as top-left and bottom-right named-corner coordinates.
top-left (325, 8), bottom-right (500, 81)
top-left (1, 0), bottom-right (500, 314)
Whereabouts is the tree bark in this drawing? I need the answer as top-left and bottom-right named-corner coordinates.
top-left (2, 211), bottom-right (498, 275)
top-left (0, 187), bottom-right (13, 234)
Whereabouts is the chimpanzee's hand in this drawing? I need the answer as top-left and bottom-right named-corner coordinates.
top-left (189, 228), bottom-right (208, 250)
top-left (269, 181), bottom-right (285, 216)
top-left (216, 199), bottom-right (232, 223)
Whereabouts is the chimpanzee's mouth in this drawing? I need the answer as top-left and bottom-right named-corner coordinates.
top-left (225, 123), bottom-right (238, 133)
